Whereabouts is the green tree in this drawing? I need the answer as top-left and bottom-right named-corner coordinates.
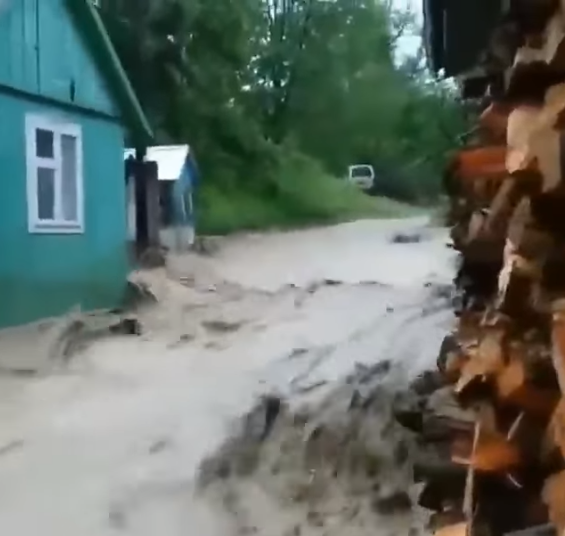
top-left (99, 0), bottom-right (470, 208)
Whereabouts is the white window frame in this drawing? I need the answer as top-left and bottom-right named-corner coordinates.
top-left (25, 114), bottom-right (84, 234)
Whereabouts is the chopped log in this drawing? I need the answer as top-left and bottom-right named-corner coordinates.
top-left (395, 407), bottom-right (474, 440)
top-left (451, 431), bottom-right (522, 472)
top-left (451, 406), bottom-right (522, 473)
top-left (477, 488), bottom-right (552, 536)
top-left (421, 416), bottom-right (476, 443)
top-left (503, 524), bottom-right (556, 536)
top-left (414, 455), bottom-right (467, 484)
top-left (394, 406), bottom-right (424, 433)
top-left (443, 352), bottom-right (468, 384)
top-left (496, 244), bottom-right (540, 317)
top-left (395, 386), bottom-right (476, 438)
top-left (530, 189), bottom-right (565, 241)
top-left (496, 359), bottom-right (559, 416)
top-left (551, 301), bottom-right (565, 394)
top-left (433, 522), bottom-right (469, 536)
top-left (411, 370), bottom-right (447, 396)
top-left (437, 334), bottom-right (463, 377)
top-left (455, 146), bottom-right (508, 182)
top-left (463, 418), bottom-right (481, 529)
top-left (479, 103), bottom-right (512, 141)
top-left (545, 398), bottom-right (565, 461)
top-left (455, 326), bottom-right (508, 396)
top-left (419, 478), bottom-right (466, 511)
top-left (429, 510), bottom-right (467, 532)
top-left (542, 243), bottom-right (565, 296)
top-left (507, 88), bottom-right (565, 194)
top-left (505, 62), bottom-right (565, 107)
top-left (465, 210), bottom-right (490, 246)
top-left (459, 239), bottom-right (505, 269)
top-left (542, 470), bottom-right (565, 534)
top-left (423, 387), bottom-right (477, 440)
top-left (484, 178), bottom-right (520, 239)
top-left (507, 228), bottom-right (554, 263)
top-left (457, 312), bottom-right (484, 342)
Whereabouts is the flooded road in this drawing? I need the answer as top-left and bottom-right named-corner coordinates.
top-left (0, 218), bottom-right (454, 535)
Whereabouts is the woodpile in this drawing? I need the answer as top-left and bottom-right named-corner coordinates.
top-left (395, 2), bottom-right (565, 535)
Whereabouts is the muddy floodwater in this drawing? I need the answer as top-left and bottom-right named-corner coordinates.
top-left (0, 218), bottom-right (454, 535)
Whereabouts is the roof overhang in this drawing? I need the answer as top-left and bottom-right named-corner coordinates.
top-left (423, 0), bottom-right (503, 77)
top-left (66, 0), bottom-right (153, 145)
top-left (125, 145), bottom-right (191, 181)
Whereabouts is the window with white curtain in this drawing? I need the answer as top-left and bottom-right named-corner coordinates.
top-left (25, 115), bottom-right (84, 233)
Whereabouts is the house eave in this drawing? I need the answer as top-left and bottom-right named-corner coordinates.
top-left (66, 0), bottom-right (153, 145)
top-left (0, 83), bottom-right (128, 124)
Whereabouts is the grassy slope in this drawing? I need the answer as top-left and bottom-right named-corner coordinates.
top-left (196, 158), bottom-right (422, 235)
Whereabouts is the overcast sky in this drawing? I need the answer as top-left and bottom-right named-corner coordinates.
top-left (394, 0), bottom-right (423, 59)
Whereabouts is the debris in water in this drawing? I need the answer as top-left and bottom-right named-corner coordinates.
top-left (391, 232), bottom-right (423, 244)
top-left (192, 236), bottom-right (221, 256)
top-left (244, 395), bottom-right (283, 442)
top-left (197, 363), bottom-right (422, 536)
top-left (168, 333), bottom-right (195, 349)
top-left (0, 439), bottom-right (24, 457)
top-left (108, 504), bottom-right (127, 530)
top-left (148, 438), bottom-right (170, 454)
top-left (372, 490), bottom-right (412, 514)
top-left (202, 319), bottom-right (244, 333)
top-left (109, 317), bottom-right (142, 336)
top-left (122, 278), bottom-right (158, 309)
top-left (295, 380), bottom-right (328, 395)
top-left (287, 348), bottom-right (309, 361)
top-left (138, 247), bottom-right (167, 268)
top-left (409, 370), bottom-right (445, 396)
top-left (322, 279), bottom-right (343, 286)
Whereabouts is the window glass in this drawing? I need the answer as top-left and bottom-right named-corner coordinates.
top-left (351, 166), bottom-right (372, 178)
top-left (27, 118), bottom-right (82, 231)
top-left (35, 129), bottom-right (54, 159)
top-left (37, 167), bottom-right (56, 220)
top-left (61, 134), bottom-right (78, 221)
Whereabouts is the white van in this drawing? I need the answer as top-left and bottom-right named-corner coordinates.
top-left (347, 164), bottom-right (375, 191)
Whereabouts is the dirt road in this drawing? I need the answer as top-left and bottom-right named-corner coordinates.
top-left (0, 218), bottom-right (454, 536)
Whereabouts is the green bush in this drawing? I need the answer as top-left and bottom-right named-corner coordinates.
top-left (195, 152), bottom-right (419, 235)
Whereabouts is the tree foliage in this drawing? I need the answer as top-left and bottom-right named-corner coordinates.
top-left (99, 0), bottom-right (470, 204)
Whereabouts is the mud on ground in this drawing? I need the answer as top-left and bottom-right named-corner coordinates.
top-left (197, 360), bottom-right (427, 536)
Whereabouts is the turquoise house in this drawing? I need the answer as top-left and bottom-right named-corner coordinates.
top-left (0, 0), bottom-right (152, 327)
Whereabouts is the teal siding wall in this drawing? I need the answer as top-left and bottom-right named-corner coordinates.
top-left (0, 0), bottom-right (38, 91)
top-left (0, 93), bottom-right (128, 327)
top-left (0, 0), bottom-right (117, 116)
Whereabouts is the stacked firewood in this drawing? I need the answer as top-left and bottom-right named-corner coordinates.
top-left (395, 6), bottom-right (565, 536)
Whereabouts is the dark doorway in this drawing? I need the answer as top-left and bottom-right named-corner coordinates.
top-left (125, 157), bottom-right (161, 261)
